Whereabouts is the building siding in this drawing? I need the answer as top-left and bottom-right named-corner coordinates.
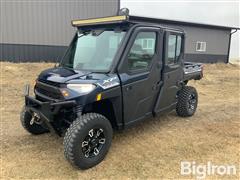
top-left (181, 26), bottom-right (230, 63)
top-left (1, 0), bottom-right (119, 46)
top-left (172, 25), bottom-right (230, 63)
top-left (0, 43), bottom-right (67, 62)
top-left (184, 54), bottom-right (228, 63)
top-left (0, 0), bottom-right (119, 62)
top-left (182, 26), bottom-right (231, 55)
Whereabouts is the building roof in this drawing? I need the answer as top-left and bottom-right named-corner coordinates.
top-left (129, 15), bottom-right (240, 30)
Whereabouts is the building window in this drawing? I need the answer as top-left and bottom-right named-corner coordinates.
top-left (142, 39), bottom-right (155, 50)
top-left (196, 41), bottom-right (206, 52)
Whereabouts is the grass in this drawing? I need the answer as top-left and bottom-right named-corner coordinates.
top-left (0, 62), bottom-right (240, 179)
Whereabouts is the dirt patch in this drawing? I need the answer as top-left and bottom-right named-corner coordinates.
top-left (1, 62), bottom-right (240, 179)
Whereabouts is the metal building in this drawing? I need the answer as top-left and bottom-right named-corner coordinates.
top-left (0, 0), bottom-right (238, 63)
top-left (0, 0), bottom-right (119, 62)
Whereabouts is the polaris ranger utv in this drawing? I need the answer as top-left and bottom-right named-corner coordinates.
top-left (21, 11), bottom-right (203, 169)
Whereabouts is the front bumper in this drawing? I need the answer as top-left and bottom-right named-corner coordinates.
top-left (24, 85), bottom-right (76, 135)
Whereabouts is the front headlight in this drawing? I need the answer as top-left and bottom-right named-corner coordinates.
top-left (67, 84), bottom-right (96, 94)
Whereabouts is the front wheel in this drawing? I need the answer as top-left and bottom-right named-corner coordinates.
top-left (63, 113), bottom-right (113, 169)
top-left (176, 86), bottom-right (198, 117)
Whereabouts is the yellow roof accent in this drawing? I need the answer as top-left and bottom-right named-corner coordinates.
top-left (72, 15), bottom-right (128, 27)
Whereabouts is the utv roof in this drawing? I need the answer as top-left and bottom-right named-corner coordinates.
top-left (130, 15), bottom-right (240, 31)
top-left (72, 15), bottom-right (239, 31)
top-left (71, 15), bottom-right (184, 33)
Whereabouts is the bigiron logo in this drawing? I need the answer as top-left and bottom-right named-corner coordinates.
top-left (180, 161), bottom-right (237, 179)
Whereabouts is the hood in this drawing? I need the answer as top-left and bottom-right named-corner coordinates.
top-left (38, 67), bottom-right (108, 83)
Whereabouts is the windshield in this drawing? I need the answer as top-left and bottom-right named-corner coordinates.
top-left (60, 30), bottom-right (126, 72)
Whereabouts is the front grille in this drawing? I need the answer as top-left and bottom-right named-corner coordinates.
top-left (35, 87), bottom-right (62, 100)
top-left (38, 79), bottom-right (61, 87)
top-left (35, 81), bottom-right (63, 100)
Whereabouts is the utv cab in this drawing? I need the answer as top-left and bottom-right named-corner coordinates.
top-left (21, 10), bottom-right (203, 169)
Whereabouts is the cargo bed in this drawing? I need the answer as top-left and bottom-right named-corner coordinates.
top-left (183, 62), bottom-right (203, 81)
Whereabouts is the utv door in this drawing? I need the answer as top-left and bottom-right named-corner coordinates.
top-left (118, 27), bottom-right (163, 126)
top-left (154, 31), bottom-right (184, 114)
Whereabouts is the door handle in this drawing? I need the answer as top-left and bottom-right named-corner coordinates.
top-left (156, 81), bottom-right (163, 87)
top-left (152, 81), bottom-right (163, 90)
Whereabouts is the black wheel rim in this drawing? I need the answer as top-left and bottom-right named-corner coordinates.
top-left (81, 128), bottom-right (106, 158)
top-left (188, 94), bottom-right (197, 111)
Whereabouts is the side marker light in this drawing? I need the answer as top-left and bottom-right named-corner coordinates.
top-left (96, 93), bottom-right (102, 101)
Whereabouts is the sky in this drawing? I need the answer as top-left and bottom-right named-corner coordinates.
top-left (121, 0), bottom-right (240, 59)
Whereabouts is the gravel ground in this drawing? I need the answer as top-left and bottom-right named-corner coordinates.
top-left (0, 62), bottom-right (239, 179)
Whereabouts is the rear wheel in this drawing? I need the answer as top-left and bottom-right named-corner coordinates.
top-left (63, 113), bottom-right (113, 169)
top-left (176, 86), bottom-right (198, 117)
top-left (20, 106), bottom-right (49, 135)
